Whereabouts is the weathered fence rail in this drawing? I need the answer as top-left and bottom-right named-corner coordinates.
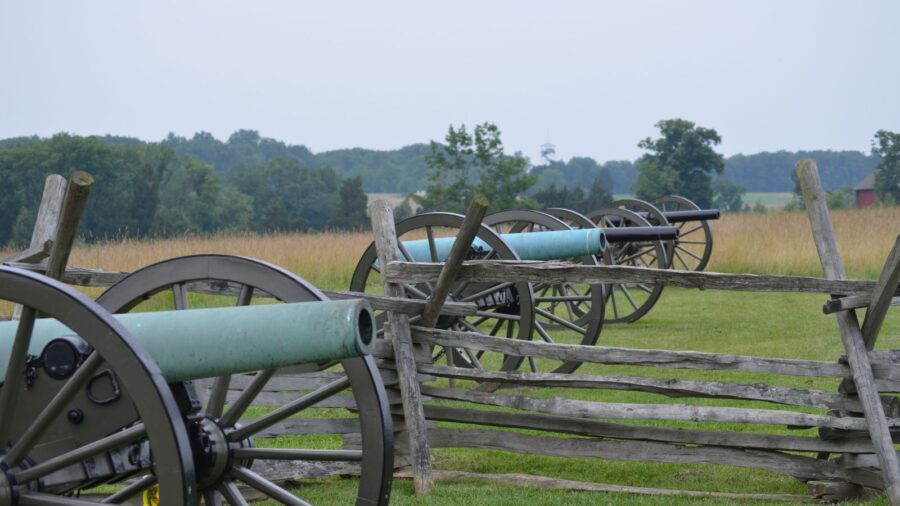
top-left (4, 164), bottom-right (898, 502)
top-left (363, 160), bottom-right (900, 502)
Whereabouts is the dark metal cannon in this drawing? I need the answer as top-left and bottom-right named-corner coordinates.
top-left (0, 255), bottom-right (394, 506)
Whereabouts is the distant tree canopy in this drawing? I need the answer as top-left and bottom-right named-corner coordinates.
top-left (0, 134), bottom-right (366, 247)
top-left (634, 119), bottom-right (724, 207)
top-left (530, 178), bottom-right (612, 213)
top-left (872, 129), bottom-right (900, 204)
top-left (414, 123), bottom-right (537, 213)
top-left (162, 130), bottom-right (430, 193)
top-left (0, 127), bottom-right (890, 247)
top-left (723, 150), bottom-right (879, 193)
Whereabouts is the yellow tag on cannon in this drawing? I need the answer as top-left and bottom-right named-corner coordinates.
top-left (142, 484), bottom-right (160, 506)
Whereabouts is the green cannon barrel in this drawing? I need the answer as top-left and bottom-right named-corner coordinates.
top-left (0, 299), bottom-right (374, 382)
top-left (400, 227), bottom-right (608, 262)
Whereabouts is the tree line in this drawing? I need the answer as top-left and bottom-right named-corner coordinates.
top-left (2, 124), bottom-right (894, 247)
top-left (0, 134), bottom-right (369, 247)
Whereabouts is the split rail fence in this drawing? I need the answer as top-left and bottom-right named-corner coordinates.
top-left (4, 160), bottom-right (900, 502)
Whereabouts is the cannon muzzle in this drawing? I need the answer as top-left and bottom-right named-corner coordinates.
top-left (602, 226), bottom-right (679, 243)
top-left (660, 209), bottom-right (720, 223)
top-left (0, 299), bottom-right (374, 382)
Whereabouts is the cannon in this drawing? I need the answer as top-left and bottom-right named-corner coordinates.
top-left (544, 196), bottom-right (717, 323)
top-left (594, 196), bottom-right (718, 272)
top-left (351, 212), bottom-right (678, 380)
top-left (484, 209), bottom-right (678, 328)
top-left (0, 255), bottom-right (393, 506)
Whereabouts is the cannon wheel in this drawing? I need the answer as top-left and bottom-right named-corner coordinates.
top-left (0, 266), bottom-right (195, 505)
top-left (544, 207), bottom-right (597, 230)
top-left (350, 212), bottom-right (535, 390)
top-left (607, 199), bottom-right (675, 268)
top-left (483, 210), bottom-right (604, 374)
top-left (652, 195), bottom-right (714, 271)
top-left (585, 208), bottom-right (667, 323)
top-left (96, 255), bottom-right (393, 506)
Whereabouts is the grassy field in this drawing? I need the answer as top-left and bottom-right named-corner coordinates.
top-left (2, 207), bottom-right (899, 504)
top-left (743, 192), bottom-right (795, 210)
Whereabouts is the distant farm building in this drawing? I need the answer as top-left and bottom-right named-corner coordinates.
top-left (855, 171), bottom-right (876, 208)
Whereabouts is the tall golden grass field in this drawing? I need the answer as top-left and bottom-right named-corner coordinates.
top-left (2, 206), bottom-right (897, 289)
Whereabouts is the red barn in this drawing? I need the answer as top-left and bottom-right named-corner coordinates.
top-left (855, 172), bottom-right (876, 208)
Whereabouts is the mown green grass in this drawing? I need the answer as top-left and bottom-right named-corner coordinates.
top-left (242, 287), bottom-right (899, 504)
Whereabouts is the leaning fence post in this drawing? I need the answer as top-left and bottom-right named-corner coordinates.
top-left (797, 158), bottom-right (900, 504)
top-left (420, 194), bottom-right (489, 327)
top-left (369, 200), bottom-right (434, 494)
top-left (7, 172), bottom-right (94, 320)
top-left (860, 235), bottom-right (900, 350)
top-left (28, 174), bottom-right (67, 258)
top-left (45, 171), bottom-right (93, 280)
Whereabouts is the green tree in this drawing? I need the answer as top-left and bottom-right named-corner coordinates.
top-left (328, 176), bottom-right (369, 230)
top-left (152, 157), bottom-right (251, 235)
top-left (711, 179), bottom-right (746, 213)
top-left (634, 119), bottom-right (724, 207)
top-left (531, 176), bottom-right (611, 212)
top-left (872, 130), bottom-right (900, 204)
top-left (230, 158), bottom-right (341, 231)
top-left (415, 123), bottom-right (536, 213)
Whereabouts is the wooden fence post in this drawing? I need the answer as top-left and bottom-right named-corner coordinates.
top-left (8, 175), bottom-right (66, 319)
top-left (797, 158), bottom-right (900, 504)
top-left (45, 171), bottom-right (93, 280)
top-left (419, 194), bottom-right (489, 327)
top-left (369, 200), bottom-right (434, 494)
top-left (860, 236), bottom-right (900, 350)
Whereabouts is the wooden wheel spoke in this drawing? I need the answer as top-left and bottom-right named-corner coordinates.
top-left (473, 310), bottom-right (520, 321)
top-left (618, 285), bottom-right (641, 311)
top-left (678, 246), bottom-right (705, 262)
top-left (218, 480), bottom-right (250, 506)
top-left (535, 295), bottom-right (592, 303)
top-left (459, 282), bottom-right (514, 303)
top-left (458, 318), bottom-right (482, 334)
top-left (219, 369), bottom-right (276, 427)
top-left (485, 317), bottom-right (506, 337)
top-left (534, 322), bottom-right (555, 343)
top-left (0, 306), bottom-right (37, 445)
top-left (233, 447), bottom-right (363, 462)
top-left (401, 283), bottom-right (430, 300)
top-left (425, 226), bottom-right (438, 262)
top-left (636, 283), bottom-right (655, 294)
top-left (617, 246), bottom-right (656, 264)
top-left (228, 376), bottom-right (351, 441)
top-left (18, 492), bottom-right (108, 505)
top-left (534, 307), bottom-right (586, 334)
top-left (609, 286), bottom-right (622, 318)
top-left (461, 347), bottom-right (484, 370)
top-left (680, 224), bottom-right (705, 236)
top-left (16, 424), bottom-right (146, 484)
top-left (203, 490), bottom-right (222, 506)
top-left (231, 466), bottom-right (311, 506)
top-left (172, 282), bottom-right (189, 309)
top-left (100, 475), bottom-right (157, 504)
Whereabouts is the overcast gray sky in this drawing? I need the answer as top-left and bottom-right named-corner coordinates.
top-left (1, 1), bottom-right (898, 163)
